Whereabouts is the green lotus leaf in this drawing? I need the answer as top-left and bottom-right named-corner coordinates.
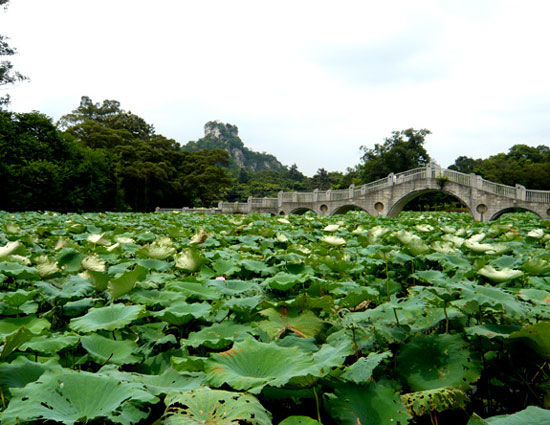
top-left (477, 265), bottom-right (524, 283)
top-left (265, 272), bottom-right (306, 291)
top-left (152, 300), bottom-right (211, 325)
top-left (56, 248), bottom-right (84, 272)
top-left (402, 387), bottom-right (468, 417)
top-left (279, 416), bottom-right (321, 425)
top-left (175, 248), bottom-right (207, 272)
top-left (205, 338), bottom-right (315, 394)
top-left (21, 333), bottom-right (80, 354)
top-left (185, 321), bottom-right (256, 349)
top-left (171, 355), bottom-right (207, 372)
top-left (162, 387), bottom-right (272, 425)
top-left (107, 264), bottom-right (148, 300)
top-left (1, 326), bottom-right (33, 359)
top-left (468, 406), bottom-right (550, 425)
top-left (455, 282), bottom-right (526, 319)
top-left (509, 322), bottom-right (550, 359)
top-left (212, 259), bottom-right (241, 276)
top-left (327, 381), bottom-right (412, 425)
top-left (1, 369), bottom-right (157, 425)
top-left (465, 324), bottom-right (520, 339)
top-left (81, 333), bottom-right (141, 365)
top-left (69, 303), bottom-right (145, 333)
top-left (258, 308), bottom-right (323, 340)
top-left (397, 334), bottom-right (480, 391)
top-left (99, 366), bottom-right (205, 396)
top-left (166, 280), bottom-right (220, 300)
top-left (0, 316), bottom-right (50, 339)
top-left (341, 351), bottom-right (392, 384)
top-left (0, 262), bottom-right (39, 280)
top-left (522, 257), bottom-right (550, 276)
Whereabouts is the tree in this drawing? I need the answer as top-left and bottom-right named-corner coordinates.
top-left (359, 128), bottom-right (431, 183)
top-left (448, 156), bottom-right (482, 174)
top-left (0, 0), bottom-right (27, 107)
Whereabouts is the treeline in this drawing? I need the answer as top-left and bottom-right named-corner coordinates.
top-left (1, 96), bottom-right (549, 213)
top-left (0, 97), bottom-right (232, 212)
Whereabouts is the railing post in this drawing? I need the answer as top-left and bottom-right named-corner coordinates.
top-left (326, 189), bottom-right (332, 200)
top-left (388, 173), bottom-right (395, 185)
top-left (313, 189), bottom-right (319, 202)
top-left (293, 192), bottom-right (298, 202)
top-left (361, 184), bottom-right (366, 197)
top-left (349, 184), bottom-right (355, 199)
top-left (217, 201), bottom-right (223, 209)
top-left (470, 174), bottom-right (483, 190)
top-left (278, 191), bottom-right (283, 208)
top-left (515, 184), bottom-right (526, 201)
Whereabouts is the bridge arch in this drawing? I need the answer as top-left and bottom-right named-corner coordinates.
top-left (387, 188), bottom-right (472, 218)
top-left (489, 207), bottom-right (542, 221)
top-left (329, 205), bottom-right (369, 216)
top-left (289, 207), bottom-right (315, 215)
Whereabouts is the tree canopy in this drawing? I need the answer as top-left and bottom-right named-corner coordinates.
top-left (0, 0), bottom-right (26, 107)
top-left (359, 128), bottom-right (431, 183)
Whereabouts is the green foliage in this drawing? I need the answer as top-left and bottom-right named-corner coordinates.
top-left (162, 388), bottom-right (272, 425)
top-left (359, 128), bottom-right (431, 182)
top-left (0, 210), bottom-right (549, 424)
top-left (449, 144), bottom-right (550, 190)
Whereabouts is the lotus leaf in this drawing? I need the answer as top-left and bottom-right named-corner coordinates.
top-left (341, 351), bottom-right (392, 384)
top-left (478, 265), bottom-right (524, 283)
top-left (397, 333), bottom-right (480, 391)
top-left (327, 381), bottom-right (412, 425)
top-left (175, 248), bottom-right (206, 272)
top-left (468, 406), bottom-right (550, 424)
top-left (185, 321), bottom-right (255, 349)
top-left (279, 417), bottom-right (321, 425)
top-left (1, 369), bottom-right (157, 425)
top-left (402, 387), bottom-right (468, 417)
top-left (509, 321), bottom-right (550, 359)
top-left (206, 338), bottom-right (316, 393)
top-left (163, 387), bottom-right (272, 425)
top-left (152, 300), bottom-right (211, 325)
top-left (69, 303), bottom-right (145, 332)
top-left (81, 333), bottom-right (141, 365)
top-left (258, 308), bottom-right (323, 340)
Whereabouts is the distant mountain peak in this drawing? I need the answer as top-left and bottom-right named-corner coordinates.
top-left (183, 121), bottom-right (285, 173)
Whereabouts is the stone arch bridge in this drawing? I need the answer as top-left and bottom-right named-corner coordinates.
top-left (160, 166), bottom-right (550, 221)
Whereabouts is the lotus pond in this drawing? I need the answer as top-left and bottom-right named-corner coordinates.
top-left (0, 210), bottom-right (549, 425)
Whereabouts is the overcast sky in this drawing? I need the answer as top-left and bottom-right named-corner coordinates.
top-left (2, 0), bottom-right (550, 176)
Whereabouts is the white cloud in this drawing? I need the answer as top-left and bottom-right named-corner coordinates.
top-left (1, 0), bottom-right (549, 176)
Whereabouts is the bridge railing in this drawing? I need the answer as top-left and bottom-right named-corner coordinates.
top-left (216, 166), bottom-right (549, 213)
top-left (481, 179), bottom-right (516, 199)
top-left (442, 169), bottom-right (471, 186)
top-left (526, 190), bottom-right (550, 203)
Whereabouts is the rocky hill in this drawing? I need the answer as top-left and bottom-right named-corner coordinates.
top-left (182, 121), bottom-right (286, 172)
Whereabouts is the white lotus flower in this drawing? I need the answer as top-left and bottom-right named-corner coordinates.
top-left (277, 218), bottom-right (291, 224)
top-left (323, 224), bottom-right (340, 232)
